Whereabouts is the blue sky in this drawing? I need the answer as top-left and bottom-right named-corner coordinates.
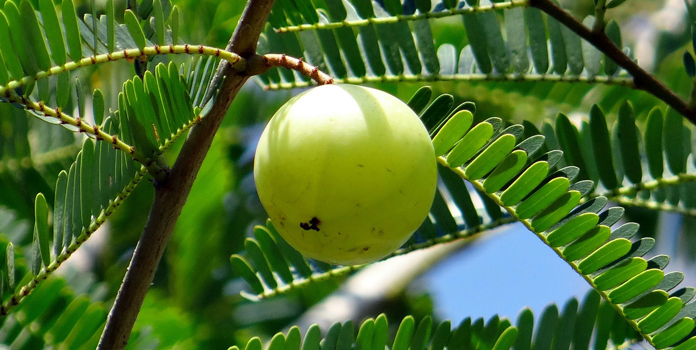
top-left (424, 223), bottom-right (591, 323)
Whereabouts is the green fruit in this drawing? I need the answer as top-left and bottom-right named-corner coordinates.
top-left (254, 84), bottom-right (437, 265)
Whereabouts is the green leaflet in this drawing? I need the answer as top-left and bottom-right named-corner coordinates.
top-left (62, 0), bottom-right (83, 61)
top-left (562, 225), bottom-right (611, 261)
top-left (515, 177), bottom-right (569, 220)
top-left (555, 113), bottom-right (588, 181)
top-left (421, 94), bottom-right (454, 133)
top-left (546, 213), bottom-right (599, 247)
top-left (524, 8), bottom-right (548, 74)
top-left (372, 315), bottom-right (389, 350)
top-left (530, 190), bottom-right (581, 232)
top-left (0, 44), bottom-right (9, 85)
top-left (506, 8), bottom-right (529, 74)
top-left (430, 320), bottom-right (450, 350)
top-left (673, 335), bottom-right (696, 350)
top-left (554, 298), bottom-right (578, 350)
top-left (244, 238), bottom-right (278, 290)
top-left (407, 86), bottom-right (433, 114)
top-left (287, 327), bottom-right (303, 350)
top-left (253, 226), bottom-right (293, 284)
top-left (266, 220), bottom-right (313, 278)
top-left (53, 171), bottom-right (67, 256)
top-left (664, 108), bottom-right (685, 175)
top-left (483, 150), bottom-right (528, 193)
top-left (107, 0), bottom-right (115, 51)
top-left (246, 338), bottom-right (263, 350)
top-left (0, 11), bottom-right (23, 81)
top-left (593, 258), bottom-right (647, 291)
top-left (581, 17), bottom-right (601, 77)
top-left (93, 89), bottom-right (105, 126)
top-left (465, 134), bottom-right (517, 180)
top-left (230, 255), bottom-right (264, 294)
top-left (560, 20), bottom-right (583, 75)
top-left (479, 12), bottom-right (509, 73)
top-left (153, 0), bottom-right (166, 45)
top-left (32, 193), bottom-right (50, 270)
top-left (500, 161), bottom-right (550, 206)
top-left (616, 102), bottom-right (642, 184)
top-left (547, 16), bottom-right (567, 75)
top-left (39, 0), bottom-right (67, 66)
top-left (4, 1), bottom-right (35, 77)
top-left (589, 105), bottom-right (618, 190)
top-left (608, 269), bottom-right (664, 304)
top-left (446, 122), bottom-right (495, 167)
top-left (652, 318), bottom-right (695, 348)
top-left (462, 13), bottom-right (492, 74)
top-left (638, 297), bottom-right (683, 334)
top-left (393, 316), bottom-right (415, 350)
top-left (577, 238), bottom-right (632, 274)
top-left (414, 20), bottom-right (439, 74)
top-left (432, 111), bottom-right (474, 156)
top-left (645, 107), bottom-right (664, 179)
top-left (357, 319), bottom-right (375, 350)
top-left (604, 20), bottom-right (622, 76)
top-left (125, 9), bottom-right (147, 50)
top-left (171, 5), bottom-right (179, 44)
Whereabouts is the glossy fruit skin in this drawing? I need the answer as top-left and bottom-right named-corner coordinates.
top-left (254, 84), bottom-right (437, 265)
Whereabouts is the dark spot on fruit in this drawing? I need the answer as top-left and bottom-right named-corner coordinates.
top-left (386, 168), bottom-right (393, 173)
top-left (357, 164), bottom-right (364, 167)
top-left (300, 217), bottom-right (321, 231)
top-left (362, 247), bottom-right (370, 252)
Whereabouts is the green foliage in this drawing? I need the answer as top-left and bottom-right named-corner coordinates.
top-left (256, 0), bottom-right (632, 90)
top-left (1, 0), bottom-right (696, 349)
top-left (227, 291), bottom-right (640, 350)
top-left (233, 87), bottom-right (696, 348)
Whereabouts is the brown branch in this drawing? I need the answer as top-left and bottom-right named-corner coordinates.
top-left (263, 54), bottom-right (334, 85)
top-left (96, 0), bottom-right (276, 349)
top-left (530, 0), bottom-right (696, 125)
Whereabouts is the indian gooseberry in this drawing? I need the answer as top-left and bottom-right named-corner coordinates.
top-left (254, 84), bottom-right (437, 265)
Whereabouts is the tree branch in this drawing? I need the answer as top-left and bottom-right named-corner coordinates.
top-left (263, 54), bottom-right (335, 85)
top-left (97, 0), bottom-right (276, 349)
top-left (530, 0), bottom-right (696, 125)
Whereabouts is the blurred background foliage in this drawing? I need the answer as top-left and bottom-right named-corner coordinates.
top-left (2, 0), bottom-right (696, 348)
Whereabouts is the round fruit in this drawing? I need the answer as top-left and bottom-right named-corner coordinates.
top-left (254, 84), bottom-right (437, 265)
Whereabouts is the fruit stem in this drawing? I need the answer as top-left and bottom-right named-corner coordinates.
top-left (263, 54), bottom-right (334, 85)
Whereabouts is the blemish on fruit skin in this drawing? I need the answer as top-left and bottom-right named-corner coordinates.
top-left (357, 164), bottom-right (364, 168)
top-left (300, 217), bottom-right (321, 231)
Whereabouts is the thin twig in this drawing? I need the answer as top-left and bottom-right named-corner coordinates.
top-left (263, 54), bottom-right (334, 85)
top-left (97, 0), bottom-right (276, 349)
top-left (260, 72), bottom-right (635, 90)
top-left (274, 0), bottom-right (530, 33)
top-left (592, 0), bottom-right (607, 33)
top-left (530, 0), bottom-right (696, 124)
top-left (2, 91), bottom-right (167, 179)
top-left (0, 45), bottom-right (245, 97)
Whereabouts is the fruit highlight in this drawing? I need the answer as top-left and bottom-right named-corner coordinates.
top-left (254, 84), bottom-right (437, 265)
